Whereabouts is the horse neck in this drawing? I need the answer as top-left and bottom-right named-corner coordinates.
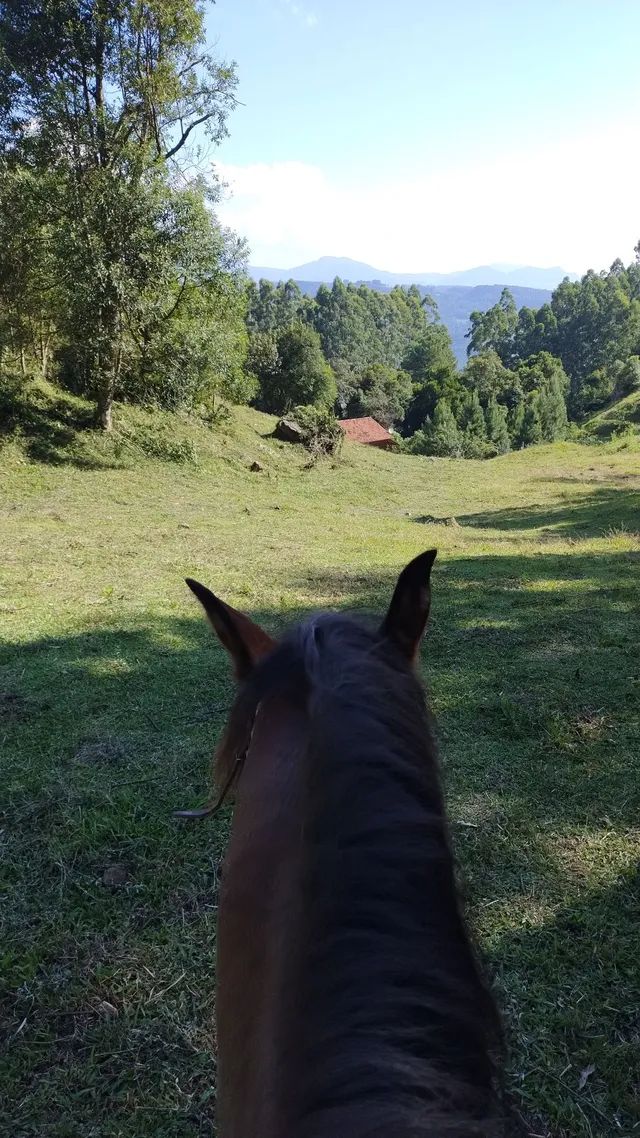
top-left (288, 633), bottom-right (501, 1137)
top-left (215, 693), bottom-right (311, 1138)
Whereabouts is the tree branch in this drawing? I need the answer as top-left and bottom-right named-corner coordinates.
top-left (162, 112), bottom-right (215, 161)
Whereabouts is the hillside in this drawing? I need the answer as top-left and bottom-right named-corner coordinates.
top-left (583, 388), bottom-right (640, 439)
top-left (292, 278), bottom-right (553, 363)
top-left (2, 392), bottom-right (640, 1137)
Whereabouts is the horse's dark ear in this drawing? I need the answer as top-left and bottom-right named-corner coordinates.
top-left (186, 578), bottom-right (275, 679)
top-left (380, 550), bottom-right (437, 661)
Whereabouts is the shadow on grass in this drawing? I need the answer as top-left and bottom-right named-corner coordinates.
top-left (2, 544), bottom-right (638, 1135)
top-left (298, 547), bottom-right (639, 828)
top-left (0, 381), bottom-right (114, 469)
top-left (448, 485), bottom-right (640, 537)
top-left (493, 868), bottom-right (640, 1136)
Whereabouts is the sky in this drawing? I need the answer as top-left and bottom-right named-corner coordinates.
top-left (205, 0), bottom-right (640, 273)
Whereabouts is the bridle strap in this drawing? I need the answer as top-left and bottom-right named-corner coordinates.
top-left (173, 703), bottom-right (260, 821)
top-left (172, 751), bottom-right (247, 821)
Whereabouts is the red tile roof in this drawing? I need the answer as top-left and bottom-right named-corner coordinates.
top-left (339, 416), bottom-right (394, 445)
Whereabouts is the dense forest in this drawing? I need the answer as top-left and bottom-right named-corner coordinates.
top-left (1, 1), bottom-right (639, 459)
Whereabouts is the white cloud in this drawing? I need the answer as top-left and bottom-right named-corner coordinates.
top-left (216, 118), bottom-right (640, 272)
top-left (280, 0), bottom-right (318, 28)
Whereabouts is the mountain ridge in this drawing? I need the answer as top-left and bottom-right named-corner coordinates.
top-left (249, 255), bottom-right (574, 290)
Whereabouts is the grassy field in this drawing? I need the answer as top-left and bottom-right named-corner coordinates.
top-left (1, 388), bottom-right (639, 1137)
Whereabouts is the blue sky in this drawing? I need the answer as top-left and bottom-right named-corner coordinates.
top-left (207, 0), bottom-right (640, 272)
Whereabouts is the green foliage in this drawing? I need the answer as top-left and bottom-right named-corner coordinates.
top-left (312, 279), bottom-right (376, 369)
top-left (311, 279), bottom-right (434, 373)
top-left (576, 368), bottom-right (616, 416)
top-left (470, 258), bottom-right (640, 419)
top-left (401, 324), bottom-right (459, 433)
top-left (343, 362), bottom-right (412, 427)
top-left (516, 353), bottom-right (568, 441)
top-left (539, 380), bottom-right (568, 441)
top-left (0, 167), bottom-right (61, 378)
top-left (519, 393), bottom-right (543, 446)
top-left (513, 302), bottom-right (558, 361)
top-left (257, 322), bottom-right (336, 414)
top-left (462, 350), bottom-right (520, 407)
top-left (460, 389), bottom-right (489, 458)
top-left (245, 329), bottom-right (280, 393)
top-left (0, 0), bottom-right (244, 427)
top-left (614, 355), bottom-right (640, 397)
top-left (288, 404), bottom-right (344, 458)
top-left (484, 396), bottom-right (511, 455)
top-left (467, 288), bottom-right (518, 363)
top-left (516, 350), bottom-right (569, 396)
top-left (407, 398), bottom-right (463, 457)
top-left (246, 279), bottom-right (310, 333)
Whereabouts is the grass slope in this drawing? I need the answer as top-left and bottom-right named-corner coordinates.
top-left (1, 393), bottom-right (639, 1137)
top-left (583, 388), bottom-right (640, 440)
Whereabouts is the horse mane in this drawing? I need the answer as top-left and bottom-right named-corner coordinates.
top-left (222, 611), bottom-right (505, 1136)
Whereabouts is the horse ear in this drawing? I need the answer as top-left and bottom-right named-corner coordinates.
top-left (186, 578), bottom-right (275, 679)
top-left (380, 550), bottom-right (437, 661)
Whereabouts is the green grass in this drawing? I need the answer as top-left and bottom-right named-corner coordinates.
top-left (583, 388), bottom-right (640, 440)
top-left (1, 390), bottom-right (640, 1137)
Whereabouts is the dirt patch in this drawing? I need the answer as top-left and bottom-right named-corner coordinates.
top-left (102, 863), bottom-right (130, 887)
top-left (0, 691), bottom-right (29, 720)
top-left (73, 738), bottom-right (130, 765)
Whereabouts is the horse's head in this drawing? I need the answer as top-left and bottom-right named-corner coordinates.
top-left (175, 551), bottom-right (437, 821)
top-left (187, 547), bottom-right (437, 678)
top-left (178, 550), bottom-right (505, 1137)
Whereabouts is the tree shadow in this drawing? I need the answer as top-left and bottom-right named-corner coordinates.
top-left (450, 486), bottom-right (640, 537)
top-left (492, 868), bottom-right (640, 1136)
top-left (0, 382), bottom-right (114, 469)
top-left (297, 546), bottom-right (639, 832)
top-left (2, 546), bottom-right (638, 1135)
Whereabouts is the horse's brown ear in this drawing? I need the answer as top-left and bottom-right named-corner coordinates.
top-left (380, 550), bottom-right (437, 661)
top-left (186, 578), bottom-right (275, 679)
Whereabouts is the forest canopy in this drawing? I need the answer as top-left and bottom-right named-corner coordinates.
top-left (1, 2), bottom-right (639, 456)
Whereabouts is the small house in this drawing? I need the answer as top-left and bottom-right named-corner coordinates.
top-left (339, 416), bottom-right (395, 449)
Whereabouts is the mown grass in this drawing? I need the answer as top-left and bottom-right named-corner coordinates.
top-left (1, 390), bottom-right (639, 1136)
top-left (583, 388), bottom-right (640, 441)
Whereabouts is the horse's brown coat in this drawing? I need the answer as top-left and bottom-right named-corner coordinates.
top-left (183, 553), bottom-right (505, 1137)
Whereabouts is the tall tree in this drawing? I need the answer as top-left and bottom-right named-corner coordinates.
top-left (467, 288), bottom-right (518, 363)
top-left (343, 362), bottom-right (412, 428)
top-left (0, 167), bottom-right (61, 377)
top-left (459, 389), bottom-right (488, 458)
top-left (0, 0), bottom-right (242, 427)
top-left (256, 322), bottom-right (335, 414)
top-left (401, 323), bottom-right (458, 434)
top-left (485, 396), bottom-right (510, 455)
top-left (409, 399), bottom-right (463, 458)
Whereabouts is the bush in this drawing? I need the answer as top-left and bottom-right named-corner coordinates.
top-left (289, 404), bottom-right (343, 459)
top-left (615, 356), bottom-right (640, 397)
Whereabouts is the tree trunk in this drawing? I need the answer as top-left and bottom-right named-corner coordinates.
top-left (94, 304), bottom-right (120, 431)
top-left (96, 380), bottom-right (114, 430)
top-left (40, 331), bottom-right (51, 379)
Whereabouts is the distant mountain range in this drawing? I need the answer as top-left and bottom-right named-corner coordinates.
top-left (249, 255), bottom-right (575, 291)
